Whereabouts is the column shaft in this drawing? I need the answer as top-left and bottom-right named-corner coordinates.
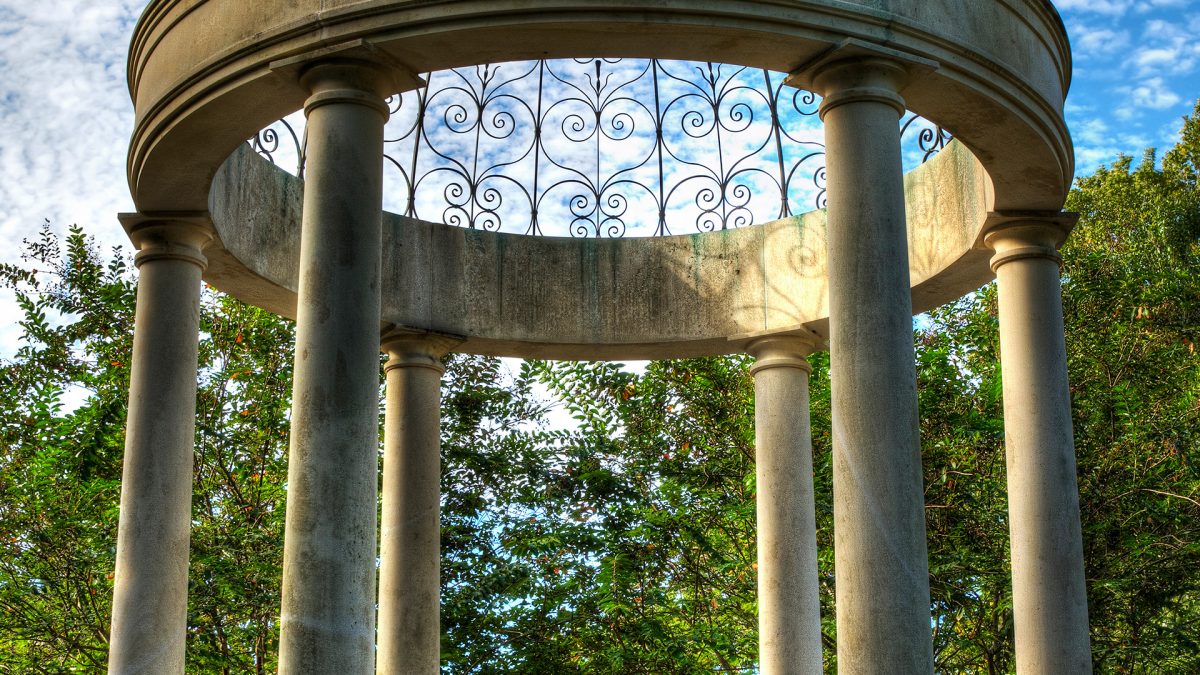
top-left (815, 56), bottom-right (934, 672)
top-left (377, 336), bottom-right (454, 675)
top-left (278, 61), bottom-right (392, 673)
top-left (109, 218), bottom-right (210, 675)
top-left (749, 337), bottom-right (823, 675)
top-left (987, 220), bottom-right (1092, 673)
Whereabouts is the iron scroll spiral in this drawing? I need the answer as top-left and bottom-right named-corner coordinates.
top-left (253, 58), bottom-right (951, 237)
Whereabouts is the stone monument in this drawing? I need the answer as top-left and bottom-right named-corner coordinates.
top-left (112, 1), bottom-right (1089, 672)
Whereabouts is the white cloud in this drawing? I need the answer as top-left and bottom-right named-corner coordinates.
top-left (1058, 0), bottom-right (1191, 14)
top-left (1076, 144), bottom-right (1127, 171)
top-left (0, 1), bottom-right (146, 358)
top-left (1126, 20), bottom-right (1200, 76)
top-left (1118, 76), bottom-right (1184, 111)
top-left (1138, 0), bottom-right (1192, 10)
top-left (1073, 117), bottom-right (1113, 146)
top-left (0, 1), bottom-right (143, 249)
top-left (1056, 0), bottom-right (1137, 16)
top-left (1157, 115), bottom-right (1186, 148)
top-left (1070, 114), bottom-right (1155, 174)
top-left (1071, 25), bottom-right (1131, 56)
top-left (1132, 46), bottom-right (1191, 74)
top-left (1062, 1), bottom-right (1199, 174)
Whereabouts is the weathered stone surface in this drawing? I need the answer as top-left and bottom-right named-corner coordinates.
top-left (109, 217), bottom-right (212, 675)
top-left (128, 0), bottom-right (1071, 214)
top-left (205, 139), bottom-right (990, 360)
top-left (749, 335), bottom-right (823, 675)
top-left (986, 216), bottom-right (1093, 673)
top-left (276, 61), bottom-right (393, 674)
top-left (809, 52), bottom-right (934, 673)
top-left (377, 334), bottom-right (458, 675)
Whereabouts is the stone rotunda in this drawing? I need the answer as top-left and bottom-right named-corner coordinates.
top-left (112, 1), bottom-right (1090, 672)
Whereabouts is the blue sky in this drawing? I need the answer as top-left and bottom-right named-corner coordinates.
top-left (1057, 0), bottom-right (1200, 168)
top-left (0, 0), bottom-right (1197, 354)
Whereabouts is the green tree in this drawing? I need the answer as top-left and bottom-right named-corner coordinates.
top-left (438, 106), bottom-right (1200, 672)
top-left (186, 290), bottom-right (295, 672)
top-left (438, 356), bottom-right (770, 673)
top-left (0, 223), bottom-right (133, 671)
top-left (0, 224), bottom-right (300, 672)
top-left (914, 105), bottom-right (1200, 672)
top-left (3, 105), bottom-right (1198, 673)
top-left (1062, 109), bottom-right (1200, 671)
top-left (919, 287), bottom-right (1013, 673)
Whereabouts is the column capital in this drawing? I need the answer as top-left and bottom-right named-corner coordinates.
top-left (118, 212), bottom-right (214, 270)
top-left (980, 210), bottom-right (1078, 271)
top-left (786, 39), bottom-right (937, 119)
top-left (381, 328), bottom-right (465, 375)
top-left (747, 332), bottom-right (823, 376)
top-left (271, 39), bottom-right (423, 120)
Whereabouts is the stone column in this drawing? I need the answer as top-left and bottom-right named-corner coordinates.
top-left (376, 333), bottom-right (460, 675)
top-left (984, 214), bottom-right (1092, 674)
top-left (277, 59), bottom-right (393, 674)
top-left (108, 214), bottom-right (212, 675)
top-left (792, 43), bottom-right (936, 673)
top-left (748, 335), bottom-right (823, 675)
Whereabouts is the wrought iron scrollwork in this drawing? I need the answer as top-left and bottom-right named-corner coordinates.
top-left (251, 117), bottom-right (305, 178)
top-left (900, 114), bottom-right (952, 164)
top-left (253, 58), bottom-right (952, 238)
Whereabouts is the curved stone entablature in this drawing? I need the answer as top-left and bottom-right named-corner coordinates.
top-left (128, 0), bottom-right (1071, 216)
top-left (129, 0), bottom-right (1068, 359)
top-left (207, 139), bottom-right (990, 359)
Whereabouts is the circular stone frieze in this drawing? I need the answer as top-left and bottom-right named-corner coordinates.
top-left (128, 0), bottom-right (1073, 359)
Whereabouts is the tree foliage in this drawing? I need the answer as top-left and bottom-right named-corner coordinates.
top-left (1062, 111), bottom-right (1200, 671)
top-left (1, 106), bottom-right (1198, 672)
top-left (0, 223), bottom-right (300, 673)
top-left (435, 106), bottom-right (1200, 672)
top-left (440, 357), bottom-right (768, 672)
top-left (0, 223), bottom-right (132, 671)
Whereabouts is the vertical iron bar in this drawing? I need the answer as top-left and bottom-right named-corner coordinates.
top-left (652, 59), bottom-right (668, 236)
top-left (708, 62), bottom-right (728, 230)
top-left (406, 74), bottom-right (432, 218)
top-left (766, 69), bottom-right (790, 219)
top-left (530, 60), bottom-right (546, 236)
top-left (594, 59), bottom-right (602, 237)
top-left (468, 65), bottom-right (488, 229)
